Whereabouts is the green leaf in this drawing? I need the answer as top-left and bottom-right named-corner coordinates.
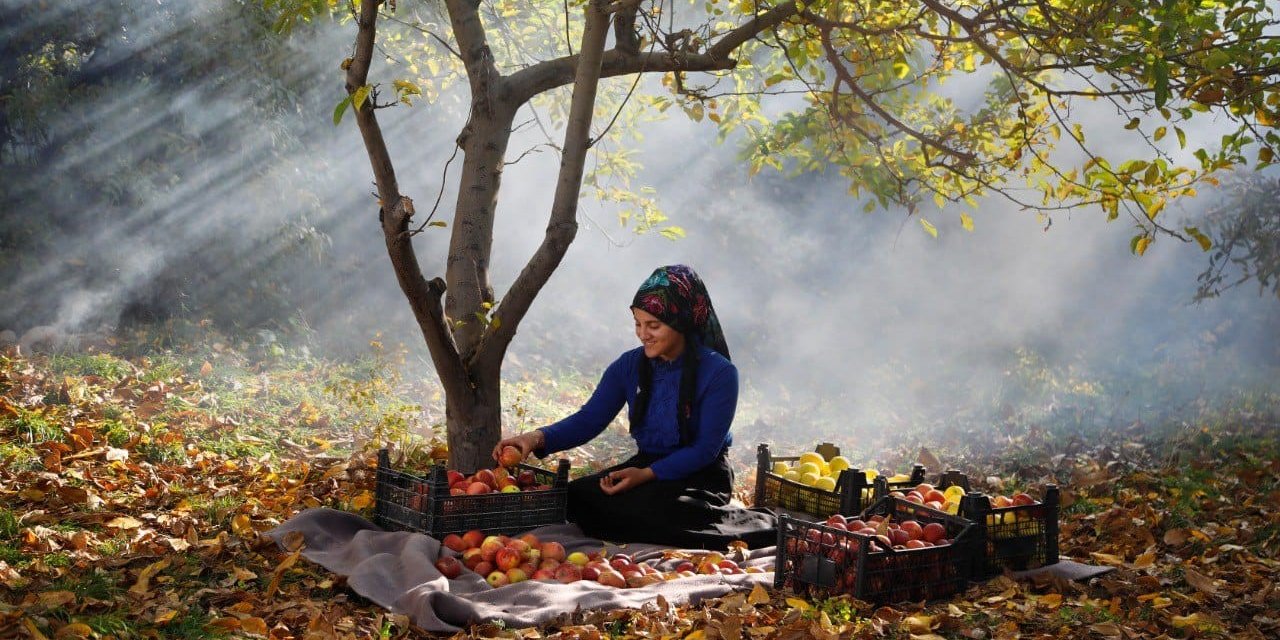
top-left (332, 95), bottom-right (353, 126)
top-left (1124, 118), bottom-right (1141, 130)
top-left (1175, 127), bottom-right (1187, 149)
top-left (1153, 59), bottom-right (1171, 108)
top-left (428, 220), bottom-right (447, 228)
top-left (919, 218), bottom-right (938, 238)
top-left (1153, 126), bottom-right (1167, 141)
top-left (1130, 234), bottom-right (1151, 256)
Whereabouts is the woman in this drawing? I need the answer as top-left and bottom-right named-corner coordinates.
top-left (493, 265), bottom-right (775, 549)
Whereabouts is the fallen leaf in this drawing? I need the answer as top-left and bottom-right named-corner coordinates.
top-left (153, 609), bottom-right (178, 624)
top-left (106, 516), bottom-right (143, 530)
top-left (1183, 568), bottom-right (1219, 596)
top-left (918, 447), bottom-right (942, 472)
top-left (200, 361), bottom-right (214, 377)
top-left (104, 447), bottom-right (129, 461)
top-left (1038, 593), bottom-right (1063, 608)
top-left (1090, 552), bottom-right (1126, 566)
top-left (785, 597), bottom-right (812, 611)
top-left (38, 591), bottom-right (76, 608)
top-left (1088, 623), bottom-right (1122, 637)
top-left (905, 615), bottom-right (935, 634)
top-left (350, 490), bottom-right (374, 510)
top-left (128, 558), bottom-right (170, 596)
top-left (747, 583), bottom-right (769, 605)
top-left (22, 618), bottom-right (51, 640)
top-left (241, 617), bottom-right (269, 636)
top-left (54, 622), bottom-right (94, 638)
top-left (267, 549), bottom-right (302, 598)
top-left (1163, 528), bottom-right (1189, 546)
top-left (231, 514), bottom-right (254, 537)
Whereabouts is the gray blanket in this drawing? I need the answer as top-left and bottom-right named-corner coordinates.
top-left (266, 509), bottom-right (775, 633)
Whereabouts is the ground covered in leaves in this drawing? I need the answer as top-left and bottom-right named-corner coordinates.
top-left (1, 343), bottom-right (1278, 639)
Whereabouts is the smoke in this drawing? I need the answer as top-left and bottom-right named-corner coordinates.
top-left (2, 1), bottom-right (1276, 447)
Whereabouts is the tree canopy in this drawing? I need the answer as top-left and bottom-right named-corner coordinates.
top-left (271, 0), bottom-right (1280, 469)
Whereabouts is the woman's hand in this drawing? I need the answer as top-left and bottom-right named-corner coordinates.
top-left (599, 467), bottom-right (656, 495)
top-left (491, 430), bottom-right (545, 464)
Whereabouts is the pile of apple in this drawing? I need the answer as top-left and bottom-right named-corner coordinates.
top-left (976, 492), bottom-right (1042, 530)
top-left (794, 513), bottom-right (954, 557)
top-left (771, 452), bottom-right (918, 508)
top-left (885, 482), bottom-right (968, 515)
top-left (446, 446), bottom-right (553, 495)
top-left (433, 530), bottom-right (760, 588)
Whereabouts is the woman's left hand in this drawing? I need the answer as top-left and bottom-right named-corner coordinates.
top-left (599, 467), bottom-right (656, 495)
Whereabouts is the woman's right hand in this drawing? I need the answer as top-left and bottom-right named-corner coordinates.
top-left (491, 430), bottom-right (545, 464)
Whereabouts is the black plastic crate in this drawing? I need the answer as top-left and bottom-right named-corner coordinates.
top-left (373, 448), bottom-right (570, 538)
top-left (774, 496), bottom-right (976, 603)
top-left (754, 443), bottom-right (927, 519)
top-left (960, 485), bottom-right (1060, 577)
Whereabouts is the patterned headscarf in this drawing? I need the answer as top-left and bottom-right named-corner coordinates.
top-left (630, 265), bottom-right (730, 360)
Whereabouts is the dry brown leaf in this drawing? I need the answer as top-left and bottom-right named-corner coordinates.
top-left (38, 591), bottom-right (76, 608)
top-left (241, 617), bottom-right (269, 636)
top-left (1163, 528), bottom-right (1190, 546)
top-left (1089, 552), bottom-right (1126, 566)
top-left (747, 583), bottom-right (769, 605)
top-left (1183, 568), bottom-right (1219, 596)
top-left (267, 549), bottom-right (302, 598)
top-left (106, 515), bottom-right (142, 530)
top-left (1088, 623), bottom-right (1123, 637)
top-left (1038, 593), bottom-right (1063, 608)
top-left (918, 447), bottom-right (943, 472)
top-left (200, 361), bottom-right (214, 376)
top-left (22, 618), bottom-right (52, 640)
top-left (905, 615), bottom-right (935, 634)
top-left (153, 609), bottom-right (178, 624)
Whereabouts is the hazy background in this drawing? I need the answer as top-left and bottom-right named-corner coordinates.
top-left (2, 1), bottom-right (1276, 449)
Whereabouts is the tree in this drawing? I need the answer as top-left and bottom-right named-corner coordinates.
top-left (289, 0), bottom-right (1279, 471)
top-left (1197, 173), bottom-right (1280, 300)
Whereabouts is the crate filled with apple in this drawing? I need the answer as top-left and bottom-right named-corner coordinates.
top-left (774, 495), bottom-right (977, 603)
top-left (958, 485), bottom-right (1059, 577)
top-left (434, 530), bottom-right (764, 588)
top-left (373, 447), bottom-right (570, 538)
top-left (754, 442), bottom-right (929, 519)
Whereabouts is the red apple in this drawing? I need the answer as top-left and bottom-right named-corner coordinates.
top-left (474, 469), bottom-right (496, 488)
top-left (531, 568), bottom-right (557, 581)
top-left (540, 542), bottom-right (566, 563)
top-left (517, 470), bottom-right (537, 487)
top-left (498, 446), bottom-right (524, 468)
top-left (538, 558), bottom-right (561, 571)
top-left (596, 569), bottom-right (626, 588)
top-left (474, 561), bottom-right (494, 577)
top-left (1012, 492), bottom-right (1036, 507)
top-left (479, 537), bottom-right (504, 562)
top-left (467, 482), bottom-right (491, 495)
top-left (462, 530), bottom-right (485, 549)
top-left (675, 561), bottom-right (695, 573)
top-left (446, 470), bottom-right (465, 486)
top-left (461, 548), bottom-right (484, 570)
top-left (609, 557), bottom-right (632, 570)
top-left (435, 556), bottom-right (463, 579)
top-left (442, 534), bottom-right (468, 552)
top-left (922, 522), bottom-right (946, 543)
top-left (495, 547), bottom-right (522, 571)
top-left (555, 563), bottom-right (582, 583)
top-left (581, 565), bottom-right (601, 581)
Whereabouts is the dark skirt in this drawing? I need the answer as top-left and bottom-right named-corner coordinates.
top-left (567, 451), bottom-right (777, 549)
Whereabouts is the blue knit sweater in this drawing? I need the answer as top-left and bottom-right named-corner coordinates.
top-left (538, 345), bottom-right (737, 480)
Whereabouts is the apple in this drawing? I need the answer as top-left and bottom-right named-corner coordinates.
top-left (538, 558), bottom-right (561, 571)
top-left (495, 547), bottom-right (522, 571)
top-left (479, 537), bottom-right (504, 562)
top-left (581, 565), bottom-right (601, 581)
top-left (900, 521), bottom-right (923, 541)
top-left (498, 445), bottom-right (524, 468)
top-left (474, 561), bottom-right (494, 577)
top-left (449, 487), bottom-right (467, 496)
top-left (435, 556), bottom-right (463, 579)
top-left (442, 533), bottom-right (468, 552)
top-left (1012, 492), bottom-right (1037, 507)
top-left (566, 551), bottom-right (589, 567)
top-left (609, 557), bottom-right (632, 570)
top-left (531, 568), bottom-right (557, 581)
top-left (540, 541), bottom-right (566, 563)
top-left (555, 563), bottom-right (582, 583)
top-left (462, 530), bottom-right (485, 549)
top-left (596, 569), bottom-right (626, 588)
top-left (506, 567), bottom-right (528, 583)
top-left (461, 548), bottom-right (484, 570)
top-left (922, 522), bottom-right (946, 543)
top-left (446, 470), bottom-right (465, 486)
top-left (825, 514), bottom-right (848, 527)
top-left (674, 561), bottom-right (694, 573)
top-left (467, 482), bottom-right (491, 495)
top-left (472, 468), bottom-right (495, 487)
top-left (486, 571), bottom-right (510, 587)
top-left (507, 539), bottom-right (531, 557)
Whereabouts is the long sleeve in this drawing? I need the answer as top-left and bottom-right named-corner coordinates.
top-left (538, 353), bottom-right (631, 455)
top-left (647, 363), bottom-right (738, 480)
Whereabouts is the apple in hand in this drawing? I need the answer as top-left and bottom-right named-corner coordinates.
top-left (499, 445), bottom-right (524, 468)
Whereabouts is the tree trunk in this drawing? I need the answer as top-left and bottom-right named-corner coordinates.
top-left (443, 359), bottom-right (502, 473)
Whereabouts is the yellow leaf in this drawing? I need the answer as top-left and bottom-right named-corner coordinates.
top-left (748, 583), bottom-right (770, 605)
top-left (351, 491), bottom-right (374, 510)
top-left (321, 463), bottom-right (349, 481)
top-left (267, 549), bottom-right (302, 598)
top-left (21, 619), bottom-right (51, 640)
top-left (129, 558), bottom-right (171, 596)
top-left (39, 591), bottom-right (76, 607)
top-left (919, 218), bottom-right (938, 238)
top-left (55, 622), bottom-right (94, 638)
top-left (960, 213), bottom-right (974, 232)
top-left (1135, 237), bottom-right (1151, 256)
top-left (153, 609), bottom-right (178, 624)
top-left (231, 514), bottom-right (254, 538)
top-left (1039, 593), bottom-right (1063, 608)
top-left (199, 361), bottom-right (213, 377)
top-left (684, 631), bottom-right (707, 640)
top-left (785, 597), bottom-right (813, 611)
top-left (1145, 198), bottom-right (1166, 219)
top-left (905, 615), bottom-right (935, 633)
top-left (1130, 551), bottom-right (1156, 568)
top-left (1090, 552), bottom-right (1126, 566)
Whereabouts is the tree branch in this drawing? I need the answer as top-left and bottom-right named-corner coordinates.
top-left (474, 0), bottom-right (613, 371)
top-left (348, 0), bottom-right (468, 400)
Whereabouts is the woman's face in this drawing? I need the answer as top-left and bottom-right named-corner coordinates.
top-left (633, 308), bottom-right (686, 362)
